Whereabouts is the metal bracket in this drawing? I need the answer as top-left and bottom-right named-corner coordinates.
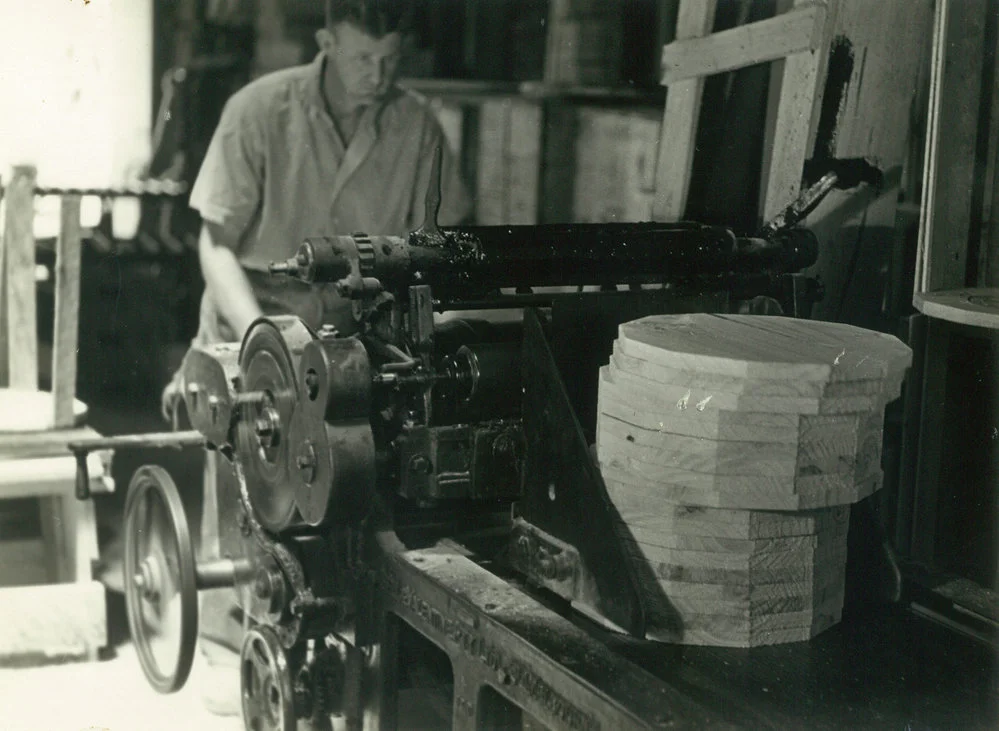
top-left (518, 308), bottom-right (646, 637)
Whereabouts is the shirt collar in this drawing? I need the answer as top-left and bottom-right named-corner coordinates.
top-left (303, 51), bottom-right (403, 137)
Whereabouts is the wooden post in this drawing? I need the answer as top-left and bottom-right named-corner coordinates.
top-left (2, 166), bottom-right (38, 391)
top-left (53, 195), bottom-right (83, 428)
top-left (652, 0), bottom-right (718, 222)
top-left (915, 0), bottom-right (990, 294)
top-left (758, 0), bottom-right (836, 222)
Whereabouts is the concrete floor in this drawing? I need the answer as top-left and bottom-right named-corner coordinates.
top-left (0, 380), bottom-right (241, 731)
top-left (0, 640), bottom-right (243, 731)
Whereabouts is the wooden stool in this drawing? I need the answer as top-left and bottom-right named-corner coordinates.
top-left (0, 166), bottom-right (114, 664)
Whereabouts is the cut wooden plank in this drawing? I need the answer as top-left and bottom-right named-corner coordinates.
top-left (645, 598), bottom-right (843, 648)
top-left (612, 340), bottom-right (889, 398)
top-left (605, 358), bottom-right (901, 415)
top-left (913, 288), bottom-right (999, 330)
top-left (661, 2), bottom-right (827, 84)
top-left (0, 453), bottom-right (113, 499)
top-left (2, 167), bottom-right (38, 391)
top-left (652, 0), bottom-right (718, 221)
top-left (598, 411), bottom-right (883, 477)
top-left (600, 448), bottom-right (881, 494)
top-left (608, 501), bottom-right (837, 540)
top-left (759, 46), bottom-right (826, 220)
top-left (619, 517), bottom-right (848, 551)
top-left (597, 423), bottom-right (881, 480)
top-left (667, 581), bottom-right (844, 621)
top-left (623, 539), bottom-right (838, 573)
top-left (597, 386), bottom-right (873, 443)
top-left (618, 314), bottom-right (913, 383)
top-left (0, 581), bottom-right (106, 662)
top-left (630, 548), bottom-right (848, 587)
top-left (616, 529), bottom-right (819, 555)
top-left (598, 370), bottom-right (894, 435)
top-left (655, 571), bottom-right (845, 602)
top-left (52, 195), bottom-right (83, 428)
top-left (602, 465), bottom-right (881, 511)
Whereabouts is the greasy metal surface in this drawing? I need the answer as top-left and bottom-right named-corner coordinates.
top-left (273, 221), bottom-right (817, 293)
top-left (380, 546), bottom-right (729, 730)
top-left (123, 465), bottom-right (199, 694)
top-left (236, 317), bottom-right (314, 531)
top-left (297, 337), bottom-right (371, 423)
top-left (292, 417), bottom-right (375, 526)
top-left (508, 519), bottom-right (583, 609)
top-left (519, 308), bottom-right (646, 637)
top-left (180, 342), bottom-right (242, 447)
top-left (291, 336), bottom-right (375, 526)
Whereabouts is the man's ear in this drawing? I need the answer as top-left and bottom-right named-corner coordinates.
top-left (315, 27), bottom-right (335, 54)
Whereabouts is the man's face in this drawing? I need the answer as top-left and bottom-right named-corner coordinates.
top-left (321, 21), bottom-right (402, 107)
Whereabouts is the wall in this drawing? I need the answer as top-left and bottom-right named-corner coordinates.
top-left (0, 0), bottom-right (153, 236)
top-left (0, 0), bottom-right (153, 188)
top-left (800, 0), bottom-right (935, 328)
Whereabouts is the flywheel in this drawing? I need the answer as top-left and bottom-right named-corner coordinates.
top-left (123, 465), bottom-right (199, 693)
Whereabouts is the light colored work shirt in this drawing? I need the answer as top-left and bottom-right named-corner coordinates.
top-left (188, 52), bottom-right (472, 341)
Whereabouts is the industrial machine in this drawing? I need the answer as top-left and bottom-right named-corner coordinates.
top-left (70, 156), bottom-right (869, 730)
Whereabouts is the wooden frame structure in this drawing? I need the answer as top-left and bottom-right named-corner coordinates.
top-left (0, 165), bottom-right (114, 664)
top-left (653, 0), bottom-right (836, 224)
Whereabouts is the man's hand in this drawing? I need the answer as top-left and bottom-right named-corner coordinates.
top-left (161, 372), bottom-right (184, 424)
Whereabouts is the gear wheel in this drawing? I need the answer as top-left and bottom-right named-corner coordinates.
top-left (352, 234), bottom-right (375, 277)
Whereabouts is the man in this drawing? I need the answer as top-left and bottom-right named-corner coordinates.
top-left (164, 0), bottom-right (471, 715)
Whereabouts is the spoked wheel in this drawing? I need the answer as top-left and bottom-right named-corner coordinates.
top-left (241, 625), bottom-right (297, 731)
top-left (123, 465), bottom-right (199, 693)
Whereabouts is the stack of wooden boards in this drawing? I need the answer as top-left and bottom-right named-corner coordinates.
top-left (595, 314), bottom-right (912, 647)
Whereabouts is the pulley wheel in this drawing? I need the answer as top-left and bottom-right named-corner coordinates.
top-left (123, 465), bottom-right (199, 694)
top-left (237, 316), bottom-right (314, 532)
top-left (288, 408), bottom-right (375, 526)
top-left (240, 625), bottom-right (297, 731)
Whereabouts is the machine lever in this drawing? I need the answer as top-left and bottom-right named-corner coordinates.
top-left (68, 431), bottom-right (205, 500)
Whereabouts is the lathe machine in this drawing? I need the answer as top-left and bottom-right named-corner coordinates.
top-left (71, 157), bottom-right (853, 730)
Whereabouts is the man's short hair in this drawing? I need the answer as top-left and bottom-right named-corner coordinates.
top-left (325, 0), bottom-right (415, 38)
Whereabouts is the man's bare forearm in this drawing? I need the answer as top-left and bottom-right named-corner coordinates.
top-left (197, 223), bottom-right (263, 340)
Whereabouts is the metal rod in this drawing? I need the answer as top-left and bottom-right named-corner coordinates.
top-left (68, 430), bottom-right (206, 453)
top-left (196, 558), bottom-right (255, 590)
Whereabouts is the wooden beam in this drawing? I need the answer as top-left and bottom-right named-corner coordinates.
top-left (52, 195), bottom-right (82, 429)
top-left (2, 166), bottom-right (38, 391)
top-left (661, 2), bottom-right (828, 85)
top-left (652, 0), bottom-right (718, 222)
top-left (0, 453), bottom-right (113, 500)
top-left (759, 0), bottom-right (836, 222)
top-left (916, 0), bottom-right (990, 294)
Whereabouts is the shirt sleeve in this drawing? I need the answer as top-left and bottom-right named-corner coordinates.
top-left (413, 113), bottom-right (474, 228)
top-left (188, 89), bottom-right (265, 245)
